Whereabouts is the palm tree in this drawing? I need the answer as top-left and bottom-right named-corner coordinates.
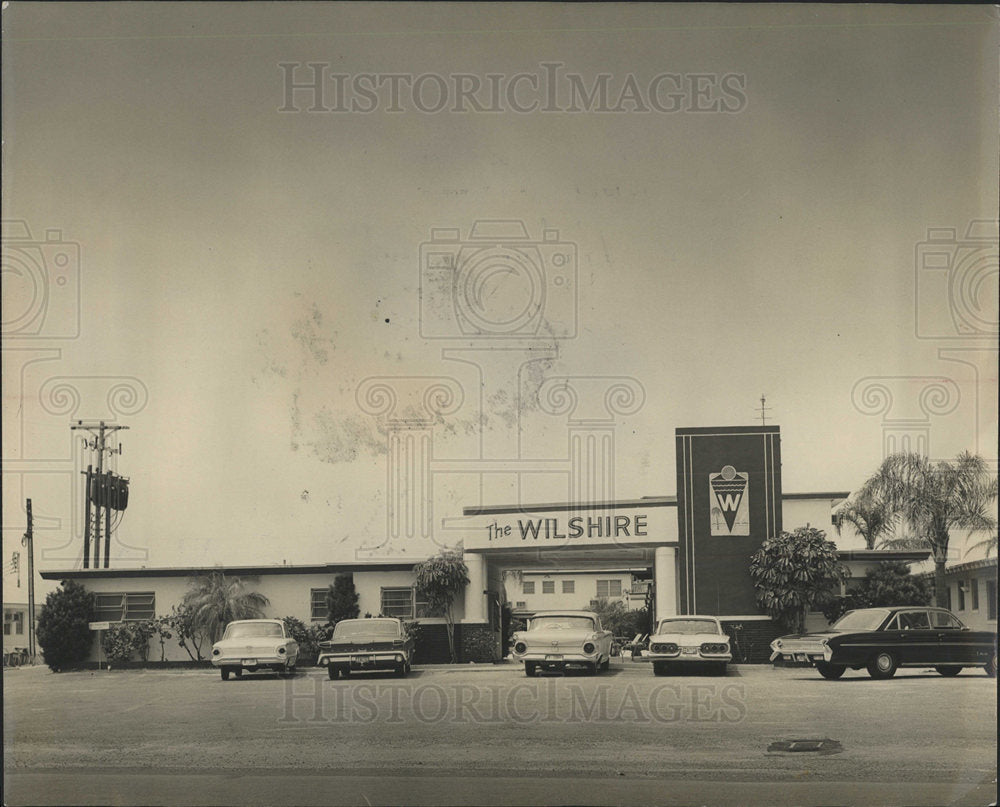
top-left (832, 483), bottom-right (897, 550)
top-left (182, 573), bottom-right (270, 642)
top-left (868, 451), bottom-right (998, 607)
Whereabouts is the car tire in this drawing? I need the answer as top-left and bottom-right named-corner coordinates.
top-left (525, 662), bottom-right (537, 678)
top-left (935, 666), bottom-right (962, 677)
top-left (394, 662), bottom-right (408, 678)
top-left (816, 662), bottom-right (846, 680)
top-left (652, 661), bottom-right (667, 677)
top-left (714, 662), bottom-right (728, 676)
top-left (327, 665), bottom-right (337, 680)
top-left (600, 656), bottom-right (610, 672)
top-left (586, 661), bottom-right (598, 676)
top-left (867, 651), bottom-right (898, 680)
top-left (221, 667), bottom-right (230, 681)
top-left (984, 652), bottom-right (997, 678)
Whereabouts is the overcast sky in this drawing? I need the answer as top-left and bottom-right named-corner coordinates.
top-left (2, 3), bottom-right (997, 585)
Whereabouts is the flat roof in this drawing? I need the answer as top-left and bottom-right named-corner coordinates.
top-left (836, 550), bottom-right (932, 562)
top-left (40, 561), bottom-right (415, 581)
top-left (465, 491), bottom-right (849, 516)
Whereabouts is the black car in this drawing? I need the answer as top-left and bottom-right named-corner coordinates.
top-left (770, 606), bottom-right (998, 680)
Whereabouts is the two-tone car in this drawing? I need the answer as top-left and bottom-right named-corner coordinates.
top-left (510, 610), bottom-right (614, 676)
top-left (644, 615), bottom-right (732, 675)
top-left (212, 619), bottom-right (299, 680)
top-left (770, 606), bottom-right (998, 680)
top-left (317, 617), bottom-right (414, 679)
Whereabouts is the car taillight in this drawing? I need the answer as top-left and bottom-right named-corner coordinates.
top-left (583, 642), bottom-right (596, 654)
top-left (212, 648), bottom-right (220, 656)
top-left (514, 641), bottom-right (527, 654)
top-left (701, 643), bottom-right (727, 654)
top-left (655, 643), bottom-right (678, 654)
top-left (278, 647), bottom-right (286, 654)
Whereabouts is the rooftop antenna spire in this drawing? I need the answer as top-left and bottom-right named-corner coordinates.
top-left (756, 394), bottom-right (772, 426)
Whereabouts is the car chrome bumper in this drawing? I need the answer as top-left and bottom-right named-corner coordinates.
top-left (645, 651), bottom-right (732, 663)
top-left (513, 652), bottom-right (598, 666)
top-left (212, 654), bottom-right (290, 668)
top-left (317, 652), bottom-right (407, 669)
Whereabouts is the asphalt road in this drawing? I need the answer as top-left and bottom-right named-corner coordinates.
top-left (4, 659), bottom-right (997, 806)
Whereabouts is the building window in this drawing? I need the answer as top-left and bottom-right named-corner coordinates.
top-left (986, 579), bottom-right (997, 621)
top-left (3, 611), bottom-right (24, 635)
top-left (522, 581), bottom-right (535, 595)
top-left (379, 588), bottom-right (432, 620)
top-left (957, 583), bottom-right (966, 612)
top-left (596, 579), bottom-right (622, 598)
top-left (93, 592), bottom-right (155, 622)
top-left (970, 578), bottom-right (979, 610)
top-left (562, 580), bottom-right (575, 594)
top-left (310, 588), bottom-right (329, 621)
top-left (542, 580), bottom-right (555, 594)
top-left (515, 601), bottom-right (526, 608)
top-left (381, 587), bottom-right (414, 619)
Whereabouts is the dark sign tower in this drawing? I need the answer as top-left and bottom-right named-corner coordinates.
top-left (675, 426), bottom-right (782, 615)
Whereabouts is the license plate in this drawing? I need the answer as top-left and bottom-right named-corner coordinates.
top-left (242, 658), bottom-right (257, 666)
top-left (354, 655), bottom-right (375, 664)
top-left (545, 654), bottom-right (563, 660)
top-left (795, 653), bottom-right (807, 662)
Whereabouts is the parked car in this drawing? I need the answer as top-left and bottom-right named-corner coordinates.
top-left (510, 610), bottom-right (614, 676)
top-left (212, 619), bottom-right (299, 680)
top-left (317, 617), bottom-right (414, 679)
top-left (770, 606), bottom-right (998, 680)
top-left (644, 615), bottom-right (731, 675)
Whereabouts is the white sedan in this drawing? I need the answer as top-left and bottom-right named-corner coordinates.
top-left (644, 615), bottom-right (731, 675)
top-left (511, 610), bottom-right (614, 676)
top-left (211, 619), bottom-right (299, 680)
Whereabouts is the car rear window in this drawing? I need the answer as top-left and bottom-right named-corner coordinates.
top-left (529, 616), bottom-right (596, 631)
top-left (333, 620), bottom-right (400, 638)
top-left (655, 619), bottom-right (719, 635)
top-left (224, 623), bottom-right (284, 639)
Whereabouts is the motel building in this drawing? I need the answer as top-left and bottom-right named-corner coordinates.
top-left (40, 426), bottom-right (952, 665)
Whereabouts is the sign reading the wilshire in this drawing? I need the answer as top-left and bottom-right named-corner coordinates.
top-left (464, 506), bottom-right (675, 551)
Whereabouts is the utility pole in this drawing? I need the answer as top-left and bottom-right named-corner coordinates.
top-left (72, 421), bottom-right (128, 568)
top-left (22, 499), bottom-right (36, 662)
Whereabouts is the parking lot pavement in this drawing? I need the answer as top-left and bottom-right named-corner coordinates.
top-left (4, 661), bottom-right (996, 806)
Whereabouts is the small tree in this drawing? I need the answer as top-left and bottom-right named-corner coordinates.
top-left (413, 547), bottom-right (469, 663)
top-left (832, 484), bottom-right (897, 550)
top-left (822, 561), bottom-right (933, 622)
top-left (163, 602), bottom-right (207, 661)
top-left (589, 598), bottom-right (649, 637)
top-left (750, 526), bottom-right (850, 633)
top-left (868, 451), bottom-right (997, 607)
top-left (181, 572), bottom-right (270, 642)
top-left (325, 574), bottom-right (360, 626)
top-left (36, 580), bottom-right (95, 672)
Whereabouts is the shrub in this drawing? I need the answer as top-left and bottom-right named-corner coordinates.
top-left (102, 620), bottom-right (156, 667)
top-left (281, 616), bottom-right (329, 663)
top-left (750, 526), bottom-right (850, 632)
top-left (821, 561), bottom-right (933, 622)
top-left (36, 580), bottom-right (95, 672)
top-left (325, 575), bottom-right (360, 625)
